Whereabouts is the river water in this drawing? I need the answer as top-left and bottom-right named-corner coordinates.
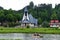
top-left (0, 33), bottom-right (60, 40)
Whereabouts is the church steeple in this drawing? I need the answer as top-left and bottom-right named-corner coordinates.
top-left (22, 7), bottom-right (29, 21)
top-left (24, 7), bottom-right (28, 16)
top-left (21, 7), bottom-right (38, 27)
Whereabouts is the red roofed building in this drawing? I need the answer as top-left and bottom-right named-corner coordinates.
top-left (50, 20), bottom-right (59, 27)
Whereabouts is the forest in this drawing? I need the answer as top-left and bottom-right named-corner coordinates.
top-left (0, 1), bottom-right (60, 27)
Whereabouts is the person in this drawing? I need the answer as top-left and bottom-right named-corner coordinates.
top-left (32, 33), bottom-right (40, 40)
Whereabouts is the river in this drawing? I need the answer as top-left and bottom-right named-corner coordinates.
top-left (0, 33), bottom-right (60, 40)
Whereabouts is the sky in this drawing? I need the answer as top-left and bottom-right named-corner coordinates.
top-left (0, 0), bottom-right (60, 10)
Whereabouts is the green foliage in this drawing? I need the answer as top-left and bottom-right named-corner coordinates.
top-left (8, 22), bottom-right (15, 27)
top-left (0, 2), bottom-right (60, 27)
top-left (38, 18), bottom-right (42, 25)
top-left (42, 21), bottom-right (49, 27)
top-left (51, 11), bottom-right (58, 20)
top-left (14, 13), bottom-right (22, 21)
top-left (6, 14), bottom-right (14, 21)
top-left (26, 25), bottom-right (30, 28)
top-left (29, 1), bottom-right (34, 8)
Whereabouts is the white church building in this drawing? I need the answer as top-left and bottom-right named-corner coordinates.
top-left (21, 7), bottom-right (38, 27)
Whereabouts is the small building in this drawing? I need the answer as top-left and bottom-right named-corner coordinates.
top-left (21, 7), bottom-right (38, 27)
top-left (50, 20), bottom-right (59, 27)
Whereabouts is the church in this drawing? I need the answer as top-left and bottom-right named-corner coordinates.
top-left (21, 7), bottom-right (38, 27)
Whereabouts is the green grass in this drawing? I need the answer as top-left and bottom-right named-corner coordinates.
top-left (0, 27), bottom-right (60, 34)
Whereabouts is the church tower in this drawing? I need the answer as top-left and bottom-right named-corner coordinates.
top-left (22, 7), bottom-right (29, 21)
top-left (21, 7), bottom-right (38, 27)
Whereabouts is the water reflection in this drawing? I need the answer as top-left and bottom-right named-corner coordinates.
top-left (0, 33), bottom-right (60, 40)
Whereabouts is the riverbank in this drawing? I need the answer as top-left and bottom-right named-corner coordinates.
top-left (0, 27), bottom-right (60, 34)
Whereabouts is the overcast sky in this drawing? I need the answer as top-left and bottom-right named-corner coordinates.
top-left (0, 0), bottom-right (60, 10)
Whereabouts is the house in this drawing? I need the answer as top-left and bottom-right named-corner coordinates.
top-left (21, 7), bottom-right (38, 27)
top-left (50, 20), bottom-right (59, 27)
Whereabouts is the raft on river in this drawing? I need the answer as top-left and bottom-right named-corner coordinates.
top-left (32, 33), bottom-right (43, 38)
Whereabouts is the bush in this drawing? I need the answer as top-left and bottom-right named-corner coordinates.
top-left (26, 25), bottom-right (30, 28)
top-left (42, 21), bottom-right (49, 27)
top-left (8, 22), bottom-right (15, 27)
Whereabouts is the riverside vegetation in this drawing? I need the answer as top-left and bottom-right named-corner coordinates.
top-left (0, 27), bottom-right (60, 34)
top-left (0, 1), bottom-right (60, 27)
top-left (0, 1), bottom-right (60, 34)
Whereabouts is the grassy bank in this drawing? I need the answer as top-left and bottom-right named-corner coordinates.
top-left (0, 27), bottom-right (60, 34)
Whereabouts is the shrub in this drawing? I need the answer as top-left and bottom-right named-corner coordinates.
top-left (42, 21), bottom-right (49, 27)
top-left (26, 25), bottom-right (30, 28)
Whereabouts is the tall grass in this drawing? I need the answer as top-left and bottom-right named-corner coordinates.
top-left (0, 27), bottom-right (60, 34)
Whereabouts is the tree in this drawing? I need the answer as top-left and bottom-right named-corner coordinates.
top-left (38, 18), bottom-right (42, 25)
top-left (29, 1), bottom-right (34, 8)
top-left (51, 11), bottom-right (58, 20)
top-left (42, 21), bottom-right (49, 27)
top-left (8, 9), bottom-right (14, 14)
top-left (40, 10), bottom-right (48, 21)
top-left (0, 10), bottom-right (5, 25)
top-left (14, 13), bottom-right (22, 21)
top-left (55, 4), bottom-right (60, 20)
top-left (6, 14), bottom-right (14, 22)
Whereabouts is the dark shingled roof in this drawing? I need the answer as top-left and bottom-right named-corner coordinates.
top-left (29, 14), bottom-right (38, 25)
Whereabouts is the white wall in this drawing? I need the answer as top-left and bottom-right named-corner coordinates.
top-left (50, 25), bottom-right (59, 27)
top-left (29, 24), bottom-right (34, 27)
